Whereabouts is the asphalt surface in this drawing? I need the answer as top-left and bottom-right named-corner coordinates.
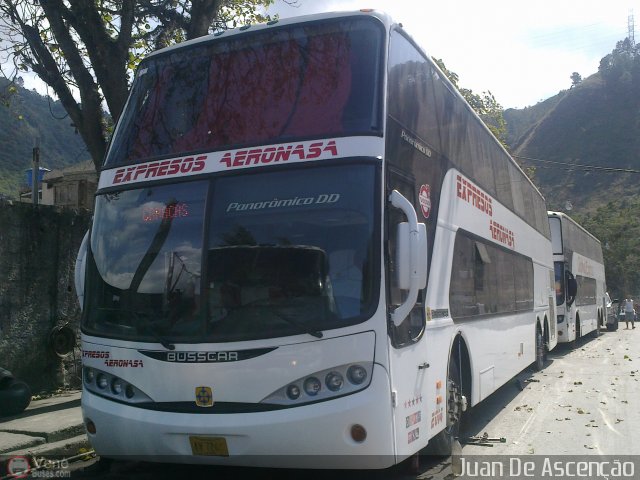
top-left (460, 325), bottom-right (640, 456)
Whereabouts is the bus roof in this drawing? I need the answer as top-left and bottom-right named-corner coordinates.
top-left (141, 10), bottom-right (394, 60)
top-left (548, 210), bottom-right (602, 245)
top-left (138, 8), bottom-right (546, 205)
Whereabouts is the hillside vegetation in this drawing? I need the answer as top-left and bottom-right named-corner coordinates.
top-left (506, 38), bottom-right (640, 214)
top-left (505, 38), bottom-right (640, 298)
top-left (0, 78), bottom-right (87, 198)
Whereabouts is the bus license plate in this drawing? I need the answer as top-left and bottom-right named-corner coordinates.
top-left (189, 436), bottom-right (229, 456)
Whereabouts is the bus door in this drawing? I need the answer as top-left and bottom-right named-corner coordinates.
top-left (386, 169), bottom-right (431, 459)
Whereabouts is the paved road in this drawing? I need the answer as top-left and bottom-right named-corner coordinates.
top-left (460, 326), bottom-right (640, 457)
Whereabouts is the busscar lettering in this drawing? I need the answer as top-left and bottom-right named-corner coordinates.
top-left (166, 351), bottom-right (239, 362)
top-left (220, 140), bottom-right (338, 168)
top-left (112, 155), bottom-right (207, 184)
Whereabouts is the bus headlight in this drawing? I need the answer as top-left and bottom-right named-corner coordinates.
top-left (111, 378), bottom-right (124, 395)
top-left (261, 362), bottom-right (373, 406)
top-left (96, 373), bottom-right (109, 390)
top-left (286, 384), bottom-right (301, 400)
top-left (304, 377), bottom-right (322, 396)
top-left (83, 367), bottom-right (152, 404)
top-left (325, 371), bottom-right (344, 391)
top-left (83, 367), bottom-right (95, 384)
top-left (347, 365), bottom-right (367, 385)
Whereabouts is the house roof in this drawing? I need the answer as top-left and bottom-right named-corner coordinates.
top-left (43, 160), bottom-right (96, 184)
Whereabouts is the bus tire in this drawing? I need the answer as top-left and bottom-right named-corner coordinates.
top-left (572, 317), bottom-right (581, 348)
top-left (534, 330), bottom-right (545, 371)
top-left (425, 356), bottom-right (465, 456)
top-left (592, 320), bottom-right (600, 338)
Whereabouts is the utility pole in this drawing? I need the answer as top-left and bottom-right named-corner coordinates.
top-left (32, 137), bottom-right (40, 205)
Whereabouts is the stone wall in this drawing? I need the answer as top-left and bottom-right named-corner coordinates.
top-left (0, 201), bottom-right (91, 392)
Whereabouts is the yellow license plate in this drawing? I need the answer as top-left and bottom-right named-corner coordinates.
top-left (189, 436), bottom-right (229, 456)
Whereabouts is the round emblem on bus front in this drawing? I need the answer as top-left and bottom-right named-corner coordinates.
top-left (419, 184), bottom-right (431, 219)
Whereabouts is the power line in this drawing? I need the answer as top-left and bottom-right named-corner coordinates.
top-left (513, 154), bottom-right (640, 174)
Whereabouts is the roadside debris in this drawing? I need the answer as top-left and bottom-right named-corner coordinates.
top-left (461, 432), bottom-right (507, 447)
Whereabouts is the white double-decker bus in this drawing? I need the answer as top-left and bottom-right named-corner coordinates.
top-left (548, 211), bottom-right (607, 344)
top-left (78, 10), bottom-right (556, 469)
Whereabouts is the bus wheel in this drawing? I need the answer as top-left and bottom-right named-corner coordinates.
top-left (570, 319), bottom-right (580, 349)
top-left (425, 357), bottom-right (466, 456)
top-left (592, 316), bottom-right (601, 337)
top-left (534, 330), bottom-right (546, 371)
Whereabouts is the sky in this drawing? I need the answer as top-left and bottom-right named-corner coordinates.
top-left (266, 0), bottom-right (638, 109)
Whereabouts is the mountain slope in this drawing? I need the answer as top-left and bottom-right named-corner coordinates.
top-left (0, 80), bottom-right (88, 197)
top-left (505, 72), bottom-right (640, 213)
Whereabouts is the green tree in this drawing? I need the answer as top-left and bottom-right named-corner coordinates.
top-left (576, 197), bottom-right (640, 299)
top-left (0, 0), bottom-right (285, 171)
top-left (598, 37), bottom-right (640, 92)
top-left (570, 72), bottom-right (582, 87)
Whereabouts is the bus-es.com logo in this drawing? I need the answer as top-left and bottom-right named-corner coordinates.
top-left (5, 456), bottom-right (31, 478)
top-left (4, 455), bottom-right (71, 478)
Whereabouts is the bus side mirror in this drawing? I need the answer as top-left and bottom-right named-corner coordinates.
top-left (389, 190), bottom-right (428, 327)
top-left (395, 222), bottom-right (428, 290)
top-left (74, 229), bottom-right (90, 311)
top-left (566, 277), bottom-right (577, 306)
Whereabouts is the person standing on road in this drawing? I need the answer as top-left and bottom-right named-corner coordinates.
top-left (624, 297), bottom-right (636, 329)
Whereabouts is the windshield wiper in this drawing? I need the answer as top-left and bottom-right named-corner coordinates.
top-left (271, 310), bottom-right (323, 338)
top-left (243, 300), bottom-right (324, 339)
top-left (153, 335), bottom-right (176, 350)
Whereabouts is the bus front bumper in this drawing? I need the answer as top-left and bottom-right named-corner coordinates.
top-left (81, 367), bottom-right (395, 469)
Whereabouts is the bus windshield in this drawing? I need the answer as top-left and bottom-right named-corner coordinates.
top-left (83, 163), bottom-right (379, 343)
top-left (105, 17), bottom-right (383, 167)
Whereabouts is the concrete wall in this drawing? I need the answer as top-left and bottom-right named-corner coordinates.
top-left (0, 201), bottom-right (91, 392)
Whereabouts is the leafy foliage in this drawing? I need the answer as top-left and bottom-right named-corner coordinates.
top-left (0, 0), bottom-right (280, 171)
top-left (575, 198), bottom-right (640, 299)
top-left (570, 72), bottom-right (582, 87)
top-left (598, 37), bottom-right (640, 95)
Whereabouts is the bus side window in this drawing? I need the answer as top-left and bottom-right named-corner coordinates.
top-left (387, 168), bottom-right (425, 347)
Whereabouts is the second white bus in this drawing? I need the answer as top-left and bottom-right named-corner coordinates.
top-left (548, 211), bottom-right (607, 344)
